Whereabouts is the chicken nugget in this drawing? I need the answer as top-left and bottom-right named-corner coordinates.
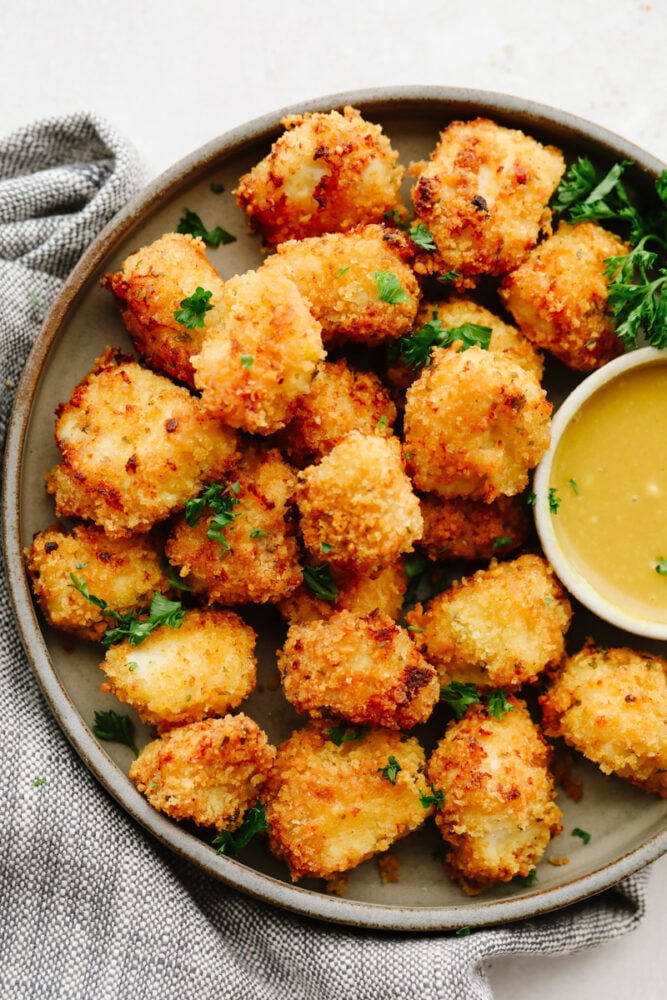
top-left (129, 714), bottom-right (276, 830)
top-left (540, 642), bottom-right (667, 796)
top-left (100, 608), bottom-right (257, 730)
top-left (101, 232), bottom-right (227, 387)
top-left (403, 345), bottom-right (551, 501)
top-left (410, 118), bottom-right (565, 287)
top-left (277, 559), bottom-right (407, 626)
top-left (45, 349), bottom-right (239, 537)
top-left (24, 523), bottom-right (169, 641)
top-left (499, 220), bottom-right (629, 371)
top-left (192, 268), bottom-right (325, 435)
top-left (407, 554), bottom-right (572, 689)
top-left (427, 698), bottom-right (563, 893)
top-left (235, 106), bottom-right (405, 245)
top-left (418, 494), bottom-right (531, 562)
top-left (278, 608), bottom-right (439, 730)
top-left (262, 720), bottom-right (433, 881)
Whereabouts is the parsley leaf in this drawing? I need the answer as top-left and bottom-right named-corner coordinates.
top-left (374, 271), bottom-right (410, 304)
top-left (378, 756), bottom-right (402, 785)
top-left (92, 709), bottom-right (138, 756)
top-left (31, 778), bottom-right (46, 788)
top-left (303, 562), bottom-right (339, 602)
top-left (327, 723), bottom-right (367, 746)
top-left (548, 488), bottom-right (562, 514)
top-left (173, 286), bottom-right (213, 329)
top-left (213, 803), bottom-right (268, 856)
top-left (440, 681), bottom-right (480, 720)
top-left (184, 483), bottom-right (241, 548)
top-left (492, 535), bottom-right (514, 551)
top-left (604, 243), bottom-right (667, 349)
top-left (515, 868), bottom-right (538, 887)
top-left (176, 208), bottom-right (236, 247)
top-left (395, 313), bottom-right (491, 371)
top-left (419, 785), bottom-right (445, 810)
top-left (552, 158), bottom-right (648, 243)
top-left (409, 223), bottom-right (437, 251)
top-left (571, 827), bottom-right (592, 845)
top-left (69, 575), bottom-right (184, 648)
top-left (655, 557), bottom-right (667, 576)
top-left (486, 688), bottom-right (514, 719)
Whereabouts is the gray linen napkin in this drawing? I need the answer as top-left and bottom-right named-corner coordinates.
top-left (0, 112), bottom-right (650, 1000)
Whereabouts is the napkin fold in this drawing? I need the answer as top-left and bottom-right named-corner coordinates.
top-left (0, 112), bottom-right (649, 1000)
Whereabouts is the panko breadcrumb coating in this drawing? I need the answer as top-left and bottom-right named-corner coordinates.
top-left (165, 443), bottom-right (302, 605)
top-left (101, 232), bottom-right (227, 387)
top-left (24, 524), bottom-right (169, 641)
top-left (403, 344), bottom-right (551, 501)
top-left (262, 720), bottom-right (433, 881)
top-left (277, 559), bottom-right (407, 626)
top-left (407, 554), bottom-right (572, 690)
top-left (418, 494), bottom-right (531, 562)
top-left (275, 358), bottom-right (397, 467)
top-left (261, 224), bottom-right (420, 345)
top-left (499, 220), bottom-right (629, 371)
top-left (297, 431), bottom-right (423, 571)
top-left (540, 642), bottom-right (667, 797)
top-left (235, 106), bottom-right (405, 246)
top-left (129, 714), bottom-right (276, 830)
top-left (427, 698), bottom-right (563, 894)
top-left (192, 268), bottom-right (325, 435)
top-left (410, 117), bottom-right (565, 287)
top-left (45, 349), bottom-right (239, 537)
top-left (100, 608), bottom-right (257, 730)
top-left (277, 608), bottom-right (439, 730)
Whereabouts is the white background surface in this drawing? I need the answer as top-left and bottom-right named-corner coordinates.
top-left (2, 0), bottom-right (667, 996)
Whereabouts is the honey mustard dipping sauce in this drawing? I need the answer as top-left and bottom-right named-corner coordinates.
top-left (549, 358), bottom-right (667, 626)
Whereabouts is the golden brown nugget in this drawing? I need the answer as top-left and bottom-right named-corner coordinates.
top-left (192, 268), bottom-right (325, 435)
top-left (427, 698), bottom-right (563, 894)
top-left (101, 232), bottom-right (227, 387)
top-left (403, 345), bottom-right (551, 501)
top-left (277, 608), bottom-right (439, 730)
top-left (418, 494), bottom-right (531, 562)
top-left (261, 224), bottom-right (420, 345)
top-left (262, 720), bottom-right (434, 881)
top-left (277, 559), bottom-right (407, 626)
top-left (45, 349), bottom-right (239, 538)
top-left (499, 220), bottom-right (629, 371)
top-left (297, 431), bottom-right (423, 571)
top-left (100, 608), bottom-right (257, 730)
top-left (410, 117), bottom-right (564, 287)
top-left (407, 554), bottom-right (572, 690)
top-left (166, 443), bottom-right (302, 606)
top-left (24, 524), bottom-right (170, 642)
top-left (540, 642), bottom-right (667, 797)
top-left (129, 714), bottom-right (276, 830)
top-left (235, 106), bottom-right (405, 245)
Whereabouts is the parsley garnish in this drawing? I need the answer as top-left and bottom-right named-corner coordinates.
top-left (419, 785), bottom-right (445, 810)
top-left (436, 270), bottom-right (458, 283)
top-left (516, 868), bottom-right (538, 887)
top-left (486, 688), bottom-right (514, 719)
top-left (210, 181), bottom-right (225, 194)
top-left (604, 244), bottom-right (667, 349)
top-left (303, 562), bottom-right (339, 602)
top-left (176, 208), bottom-right (236, 247)
top-left (92, 709), bottom-right (138, 756)
top-left (409, 223), bottom-right (437, 251)
top-left (655, 558), bottom-right (667, 576)
top-left (395, 314), bottom-right (491, 371)
top-left (213, 803), bottom-right (268, 856)
top-left (455, 926), bottom-right (472, 937)
top-left (492, 535), bottom-right (514, 551)
top-left (240, 354), bottom-right (254, 368)
top-left (378, 756), bottom-right (402, 785)
top-left (526, 491), bottom-right (537, 507)
top-left (184, 483), bottom-right (241, 548)
top-left (173, 286), bottom-right (213, 329)
top-left (69, 575), bottom-right (184, 648)
top-left (568, 477), bottom-right (580, 495)
top-left (249, 528), bottom-right (267, 539)
top-left (440, 681), bottom-right (480, 720)
top-left (31, 778), bottom-right (46, 788)
top-left (553, 158), bottom-right (648, 241)
top-left (548, 488), bottom-right (562, 514)
top-left (571, 827), bottom-right (592, 844)
top-left (374, 271), bottom-right (410, 305)
top-left (161, 557), bottom-right (193, 592)
top-left (326, 723), bottom-right (366, 746)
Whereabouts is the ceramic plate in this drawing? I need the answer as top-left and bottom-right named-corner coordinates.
top-left (4, 86), bottom-right (666, 931)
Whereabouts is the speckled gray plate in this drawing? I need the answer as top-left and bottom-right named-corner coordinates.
top-left (4, 86), bottom-right (667, 931)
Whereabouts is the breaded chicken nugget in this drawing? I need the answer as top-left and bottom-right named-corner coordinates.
top-left (192, 268), bottom-right (325, 435)
top-left (403, 345), bottom-right (551, 501)
top-left (101, 232), bottom-right (227, 387)
top-left (235, 106), bottom-right (405, 245)
top-left (262, 720), bottom-right (433, 881)
top-left (129, 714), bottom-right (276, 830)
top-left (277, 559), bottom-right (407, 626)
top-left (100, 608), bottom-right (257, 730)
top-left (24, 524), bottom-right (169, 641)
top-left (45, 349), bottom-right (239, 538)
top-left (407, 554), bottom-right (572, 689)
top-left (427, 698), bottom-right (563, 893)
top-left (540, 642), bottom-right (667, 796)
top-left (499, 220), bottom-right (629, 371)
top-left (297, 431), bottom-right (423, 571)
top-left (262, 225), bottom-right (420, 345)
top-left (418, 494), bottom-right (531, 562)
top-left (278, 608), bottom-right (439, 729)
top-left (410, 118), bottom-right (565, 287)
top-left (165, 442), bottom-right (302, 605)
top-left (275, 358), bottom-right (397, 467)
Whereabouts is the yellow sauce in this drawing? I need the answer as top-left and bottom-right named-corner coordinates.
top-left (550, 361), bottom-right (667, 625)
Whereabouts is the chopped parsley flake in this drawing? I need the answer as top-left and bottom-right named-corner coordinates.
top-left (655, 557), bottom-right (667, 576)
top-left (303, 562), bottom-right (339, 602)
top-left (240, 354), bottom-right (254, 368)
top-left (69, 575), bottom-right (184, 648)
top-left (374, 270), bottom-right (410, 305)
top-left (176, 208), bottom-right (236, 247)
top-left (548, 488), bottom-right (562, 514)
top-left (213, 803), bottom-right (267, 856)
top-left (408, 222), bottom-right (437, 251)
top-left (486, 688), bottom-right (514, 719)
top-left (92, 709), bottom-right (138, 756)
top-left (419, 786), bottom-right (445, 810)
top-left (173, 286), bottom-right (213, 329)
top-left (394, 313), bottom-right (491, 371)
top-left (440, 681), bottom-right (480, 720)
top-left (31, 778), bottom-right (46, 788)
top-left (568, 477), bottom-right (580, 495)
top-left (327, 723), bottom-right (367, 746)
top-left (378, 756), bottom-right (402, 785)
top-left (571, 827), bottom-right (592, 844)
top-left (184, 483), bottom-right (241, 548)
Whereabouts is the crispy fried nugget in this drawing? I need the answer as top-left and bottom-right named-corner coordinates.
top-left (427, 698), bottom-right (563, 893)
top-left (24, 524), bottom-right (169, 641)
top-left (101, 232), bottom-right (227, 387)
top-left (45, 349), bottom-right (239, 537)
top-left (262, 224), bottom-right (420, 345)
top-left (192, 268), bottom-right (325, 435)
top-left (540, 642), bottom-right (667, 796)
top-left (407, 554), bottom-right (572, 689)
top-left (275, 358), bottom-right (397, 467)
top-left (277, 608), bottom-right (439, 729)
top-left (262, 720), bottom-right (433, 881)
top-left (410, 118), bottom-right (565, 287)
top-left (277, 559), bottom-right (407, 626)
top-left (100, 608), bottom-right (257, 729)
top-left (418, 494), bottom-right (531, 562)
top-left (403, 345), bottom-right (551, 501)
top-left (297, 431), bottom-right (423, 571)
top-left (499, 220), bottom-right (629, 371)
top-left (235, 107), bottom-right (405, 245)
top-left (165, 442), bottom-right (302, 605)
top-left (129, 714), bottom-right (276, 830)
